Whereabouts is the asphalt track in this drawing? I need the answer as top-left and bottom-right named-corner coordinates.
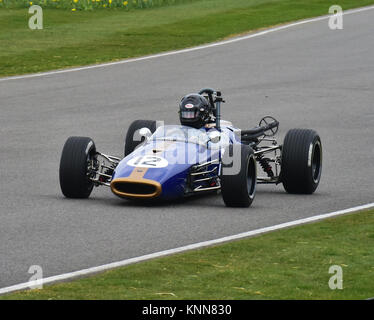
top-left (1, 8), bottom-right (374, 289)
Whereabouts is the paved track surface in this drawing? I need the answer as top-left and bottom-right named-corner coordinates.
top-left (1, 10), bottom-right (373, 288)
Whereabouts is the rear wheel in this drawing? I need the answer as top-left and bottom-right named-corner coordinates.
top-left (59, 136), bottom-right (96, 198)
top-left (221, 144), bottom-right (257, 207)
top-left (124, 120), bottom-right (157, 157)
top-left (281, 129), bottom-right (322, 194)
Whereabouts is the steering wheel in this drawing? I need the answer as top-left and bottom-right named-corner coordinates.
top-left (259, 116), bottom-right (279, 136)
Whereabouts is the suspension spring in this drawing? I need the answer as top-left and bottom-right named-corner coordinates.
top-left (257, 154), bottom-right (274, 178)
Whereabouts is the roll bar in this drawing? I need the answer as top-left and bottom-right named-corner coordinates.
top-left (198, 88), bottom-right (224, 130)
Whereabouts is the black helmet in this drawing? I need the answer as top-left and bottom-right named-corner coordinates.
top-left (179, 94), bottom-right (210, 128)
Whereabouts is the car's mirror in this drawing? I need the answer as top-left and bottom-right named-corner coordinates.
top-left (208, 131), bottom-right (221, 144)
top-left (139, 127), bottom-right (152, 141)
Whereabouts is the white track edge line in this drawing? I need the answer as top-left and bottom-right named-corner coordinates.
top-left (1, 5), bottom-right (374, 82)
top-left (0, 202), bottom-right (373, 295)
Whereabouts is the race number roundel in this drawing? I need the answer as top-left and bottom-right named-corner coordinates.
top-left (127, 155), bottom-right (168, 168)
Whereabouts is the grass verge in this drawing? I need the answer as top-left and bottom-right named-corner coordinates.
top-left (1, 0), bottom-right (374, 77)
top-left (1, 208), bottom-right (373, 300)
top-left (0, 0), bottom-right (199, 10)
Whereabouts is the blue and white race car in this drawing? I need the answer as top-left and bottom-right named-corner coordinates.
top-left (59, 89), bottom-right (322, 207)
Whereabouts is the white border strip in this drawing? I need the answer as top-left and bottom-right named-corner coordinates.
top-left (1, 5), bottom-right (374, 82)
top-left (0, 202), bottom-right (373, 295)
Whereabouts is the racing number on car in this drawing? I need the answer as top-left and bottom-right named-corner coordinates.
top-left (134, 156), bottom-right (160, 167)
top-left (127, 155), bottom-right (168, 168)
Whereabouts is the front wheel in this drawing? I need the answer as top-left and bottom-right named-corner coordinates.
top-left (59, 136), bottom-right (96, 198)
top-left (124, 120), bottom-right (157, 157)
top-left (281, 129), bottom-right (322, 194)
top-left (221, 144), bottom-right (257, 207)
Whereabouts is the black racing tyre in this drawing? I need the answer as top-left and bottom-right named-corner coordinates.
top-left (221, 144), bottom-right (257, 207)
top-left (59, 136), bottom-right (96, 198)
top-left (281, 129), bottom-right (322, 194)
top-left (124, 120), bottom-right (157, 157)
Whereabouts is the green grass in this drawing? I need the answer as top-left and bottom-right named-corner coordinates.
top-left (2, 209), bottom-right (374, 300)
top-left (1, 0), bottom-right (374, 77)
top-left (0, 0), bottom-right (197, 10)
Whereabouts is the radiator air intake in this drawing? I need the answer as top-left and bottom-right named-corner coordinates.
top-left (110, 178), bottom-right (162, 199)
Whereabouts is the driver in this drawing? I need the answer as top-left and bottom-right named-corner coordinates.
top-left (179, 93), bottom-right (214, 129)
